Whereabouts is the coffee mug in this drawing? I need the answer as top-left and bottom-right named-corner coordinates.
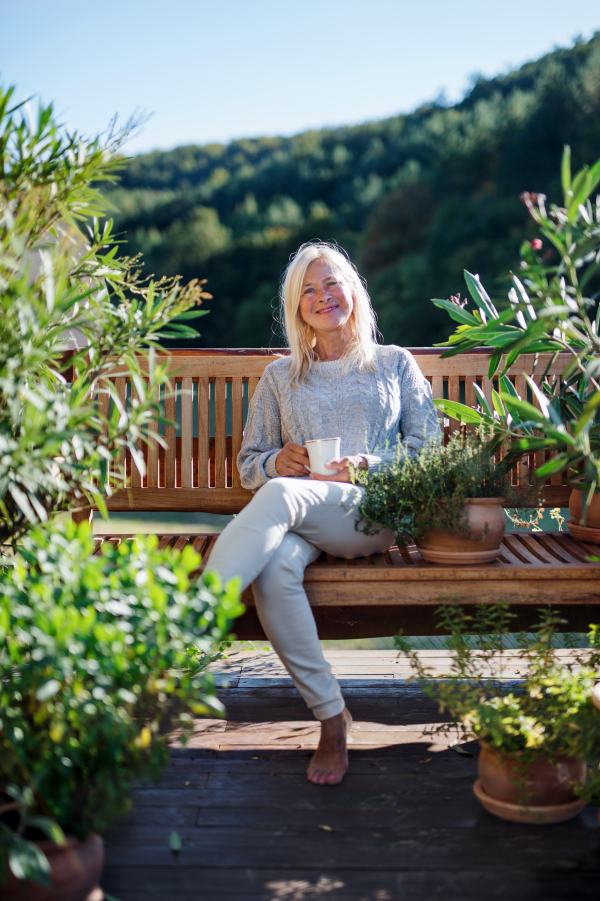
top-left (305, 437), bottom-right (341, 476)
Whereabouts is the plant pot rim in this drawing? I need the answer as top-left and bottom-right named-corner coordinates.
top-left (479, 739), bottom-right (578, 761)
top-left (463, 497), bottom-right (505, 505)
top-left (33, 832), bottom-right (101, 852)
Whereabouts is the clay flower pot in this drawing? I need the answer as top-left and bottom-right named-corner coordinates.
top-left (417, 497), bottom-right (506, 564)
top-left (567, 487), bottom-right (600, 544)
top-left (2, 832), bottom-right (104, 901)
top-left (474, 740), bottom-right (586, 824)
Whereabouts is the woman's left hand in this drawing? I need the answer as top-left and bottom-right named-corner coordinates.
top-left (310, 455), bottom-right (368, 483)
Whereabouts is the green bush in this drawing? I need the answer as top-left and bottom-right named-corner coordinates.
top-left (396, 605), bottom-right (600, 803)
top-left (0, 521), bottom-right (243, 883)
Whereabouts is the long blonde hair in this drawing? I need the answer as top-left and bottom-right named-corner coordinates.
top-left (279, 242), bottom-right (378, 385)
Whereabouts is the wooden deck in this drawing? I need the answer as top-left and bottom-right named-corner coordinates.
top-left (102, 650), bottom-right (600, 901)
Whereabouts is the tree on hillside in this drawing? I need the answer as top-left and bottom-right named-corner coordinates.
top-left (103, 33), bottom-right (600, 349)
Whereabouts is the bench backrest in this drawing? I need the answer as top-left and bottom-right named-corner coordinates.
top-left (103, 348), bottom-right (571, 515)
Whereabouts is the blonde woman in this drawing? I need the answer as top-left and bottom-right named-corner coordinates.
top-left (208, 242), bottom-right (439, 785)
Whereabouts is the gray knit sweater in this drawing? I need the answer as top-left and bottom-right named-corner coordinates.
top-left (238, 344), bottom-right (440, 491)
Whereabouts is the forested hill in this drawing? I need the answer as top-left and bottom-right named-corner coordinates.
top-left (105, 34), bottom-right (600, 348)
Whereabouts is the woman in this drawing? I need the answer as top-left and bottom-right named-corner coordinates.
top-left (208, 242), bottom-right (440, 785)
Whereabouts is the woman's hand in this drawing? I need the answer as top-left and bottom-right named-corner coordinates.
top-left (310, 455), bottom-right (368, 483)
top-left (275, 443), bottom-right (310, 477)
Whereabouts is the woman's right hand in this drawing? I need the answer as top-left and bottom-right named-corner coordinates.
top-left (275, 443), bottom-right (310, 477)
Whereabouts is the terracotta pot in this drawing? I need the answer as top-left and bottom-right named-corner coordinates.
top-left (569, 487), bottom-right (600, 529)
top-left (475, 740), bottom-right (586, 823)
top-left (417, 497), bottom-right (506, 564)
top-left (567, 487), bottom-right (600, 547)
top-left (2, 832), bottom-right (104, 901)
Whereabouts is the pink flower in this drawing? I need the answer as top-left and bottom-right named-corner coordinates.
top-left (531, 239), bottom-right (543, 251)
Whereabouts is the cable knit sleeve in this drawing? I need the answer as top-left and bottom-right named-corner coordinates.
top-left (237, 367), bottom-right (283, 490)
top-left (363, 349), bottom-right (441, 473)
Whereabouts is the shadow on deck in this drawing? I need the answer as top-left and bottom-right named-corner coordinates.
top-left (102, 651), bottom-right (600, 901)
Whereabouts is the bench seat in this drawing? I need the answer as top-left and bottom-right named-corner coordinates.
top-left (84, 348), bottom-right (599, 637)
top-left (93, 530), bottom-right (600, 638)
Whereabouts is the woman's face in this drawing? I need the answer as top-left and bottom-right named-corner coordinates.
top-left (299, 259), bottom-right (354, 336)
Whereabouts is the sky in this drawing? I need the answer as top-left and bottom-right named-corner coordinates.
top-left (2, 0), bottom-right (600, 156)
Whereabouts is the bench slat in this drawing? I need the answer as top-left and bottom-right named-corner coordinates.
top-left (215, 378), bottom-right (227, 488)
top-left (181, 378), bottom-right (193, 489)
top-left (115, 378), bottom-right (127, 480)
top-left (131, 380), bottom-right (142, 489)
top-left (448, 375), bottom-right (460, 434)
top-left (106, 487), bottom-right (253, 513)
top-left (465, 375), bottom-right (477, 411)
top-left (198, 377), bottom-right (210, 488)
top-left (232, 377), bottom-right (244, 489)
top-left (515, 532), bottom-right (562, 565)
top-left (164, 384), bottom-right (176, 488)
top-left (482, 375), bottom-right (493, 411)
top-left (535, 532), bottom-right (576, 564)
top-left (148, 380), bottom-right (159, 490)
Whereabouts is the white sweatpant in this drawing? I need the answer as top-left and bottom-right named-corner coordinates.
top-left (207, 478), bottom-right (395, 721)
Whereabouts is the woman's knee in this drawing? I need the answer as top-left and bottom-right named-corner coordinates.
top-left (253, 533), bottom-right (313, 598)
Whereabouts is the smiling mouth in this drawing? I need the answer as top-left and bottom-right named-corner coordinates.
top-left (316, 304), bottom-right (339, 314)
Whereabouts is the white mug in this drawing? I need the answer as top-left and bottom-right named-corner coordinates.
top-left (305, 437), bottom-right (341, 476)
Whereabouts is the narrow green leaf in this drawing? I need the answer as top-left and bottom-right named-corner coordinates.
top-left (433, 400), bottom-right (487, 425)
top-left (499, 375), bottom-right (519, 399)
top-left (561, 145), bottom-right (571, 201)
top-left (491, 389), bottom-right (506, 420)
top-left (500, 395), bottom-right (546, 424)
top-left (464, 270), bottom-right (498, 319)
top-left (536, 455), bottom-right (571, 479)
top-left (574, 391), bottom-right (600, 437)
top-left (449, 740), bottom-right (474, 757)
top-left (488, 348), bottom-right (503, 380)
top-left (431, 298), bottom-right (479, 326)
top-left (473, 384), bottom-right (493, 418)
top-left (7, 483), bottom-right (37, 523)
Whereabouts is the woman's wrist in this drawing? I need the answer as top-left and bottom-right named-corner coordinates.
top-left (266, 451), bottom-right (282, 479)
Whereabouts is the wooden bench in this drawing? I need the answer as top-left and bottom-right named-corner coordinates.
top-left (90, 348), bottom-right (600, 638)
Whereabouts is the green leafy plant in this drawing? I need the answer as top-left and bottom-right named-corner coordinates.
top-left (0, 786), bottom-right (66, 888)
top-left (356, 431), bottom-right (520, 546)
top-left (0, 521), bottom-right (243, 884)
top-left (431, 147), bottom-right (600, 522)
top-left (395, 605), bottom-right (600, 803)
top-left (0, 84), bottom-right (210, 549)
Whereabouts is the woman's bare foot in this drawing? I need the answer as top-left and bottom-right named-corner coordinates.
top-left (307, 708), bottom-right (352, 785)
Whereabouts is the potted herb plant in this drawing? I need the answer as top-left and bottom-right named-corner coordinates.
top-left (357, 431), bottom-right (518, 564)
top-left (396, 604), bottom-right (600, 823)
top-left (0, 523), bottom-right (243, 898)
